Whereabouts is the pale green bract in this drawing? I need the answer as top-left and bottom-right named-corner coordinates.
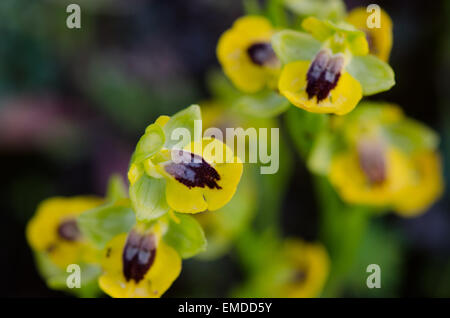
top-left (234, 90), bottom-right (290, 118)
top-left (131, 123), bottom-right (165, 165)
top-left (129, 174), bottom-right (170, 222)
top-left (163, 213), bottom-right (207, 259)
top-left (77, 202), bottom-right (136, 248)
top-left (163, 104), bottom-right (202, 149)
top-left (347, 55), bottom-right (396, 95)
top-left (272, 30), bottom-right (321, 64)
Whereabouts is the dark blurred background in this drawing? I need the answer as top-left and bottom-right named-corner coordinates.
top-left (1, 0), bottom-right (449, 297)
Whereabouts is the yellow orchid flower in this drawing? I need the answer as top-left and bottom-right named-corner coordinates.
top-left (278, 50), bottom-right (362, 115)
top-left (329, 139), bottom-right (411, 207)
top-left (129, 113), bottom-right (243, 215)
top-left (347, 7), bottom-right (393, 61)
top-left (278, 16), bottom-right (371, 115)
top-left (281, 239), bottom-right (329, 298)
top-left (394, 151), bottom-right (444, 217)
top-left (217, 16), bottom-right (281, 93)
top-left (98, 223), bottom-right (181, 298)
top-left (26, 196), bottom-right (103, 268)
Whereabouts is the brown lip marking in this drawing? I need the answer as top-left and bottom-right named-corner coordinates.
top-left (122, 230), bottom-right (157, 283)
top-left (358, 140), bottom-right (387, 185)
top-left (247, 42), bottom-right (278, 67)
top-left (57, 219), bottom-right (81, 241)
top-left (165, 150), bottom-right (222, 190)
top-left (306, 50), bottom-right (345, 102)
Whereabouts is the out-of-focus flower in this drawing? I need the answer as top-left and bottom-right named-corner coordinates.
top-left (329, 140), bottom-right (411, 206)
top-left (98, 222), bottom-right (181, 298)
top-left (128, 106), bottom-right (243, 217)
top-left (26, 196), bottom-right (103, 268)
top-left (346, 7), bottom-right (393, 61)
top-left (217, 16), bottom-right (281, 93)
top-left (311, 102), bottom-right (443, 217)
top-left (394, 151), bottom-right (444, 217)
top-left (280, 239), bottom-right (329, 298)
top-left (278, 17), bottom-right (367, 115)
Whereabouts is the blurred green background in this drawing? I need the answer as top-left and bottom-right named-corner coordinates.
top-left (1, 0), bottom-right (450, 297)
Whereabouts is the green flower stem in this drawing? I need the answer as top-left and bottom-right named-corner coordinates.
top-left (243, 0), bottom-right (261, 15)
top-left (313, 176), bottom-right (372, 297)
top-left (266, 0), bottom-right (287, 28)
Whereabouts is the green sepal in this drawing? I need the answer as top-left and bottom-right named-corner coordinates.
top-left (163, 213), bottom-right (207, 259)
top-left (77, 201), bottom-right (136, 248)
top-left (284, 0), bottom-right (346, 22)
top-left (272, 30), bottom-right (321, 64)
top-left (163, 104), bottom-right (202, 149)
top-left (347, 55), bottom-right (395, 95)
top-left (130, 123), bottom-right (165, 165)
top-left (383, 119), bottom-right (439, 154)
top-left (234, 90), bottom-right (290, 118)
top-left (129, 174), bottom-right (170, 222)
top-left (302, 17), bottom-right (368, 56)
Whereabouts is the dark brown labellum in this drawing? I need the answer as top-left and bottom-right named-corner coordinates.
top-left (306, 50), bottom-right (345, 102)
top-left (165, 150), bottom-right (222, 190)
top-left (57, 219), bottom-right (81, 241)
top-left (358, 140), bottom-right (387, 185)
top-left (247, 42), bottom-right (278, 67)
top-left (122, 230), bottom-right (157, 283)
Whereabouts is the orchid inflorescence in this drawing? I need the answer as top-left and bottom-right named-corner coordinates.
top-left (27, 0), bottom-right (443, 298)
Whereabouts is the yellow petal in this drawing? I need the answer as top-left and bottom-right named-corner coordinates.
top-left (278, 61), bottom-right (362, 115)
top-left (347, 7), bottom-right (393, 61)
top-left (329, 148), bottom-right (411, 206)
top-left (202, 159), bottom-right (243, 211)
top-left (166, 179), bottom-right (208, 213)
top-left (394, 152), bottom-right (444, 217)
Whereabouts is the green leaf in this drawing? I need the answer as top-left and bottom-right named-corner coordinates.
top-left (106, 174), bottom-right (128, 201)
top-left (284, 0), bottom-right (346, 21)
top-left (129, 174), bottom-right (170, 222)
top-left (163, 213), bottom-right (207, 259)
top-left (234, 90), bottom-right (290, 118)
top-left (131, 123), bottom-right (165, 165)
top-left (78, 202), bottom-right (136, 248)
top-left (163, 104), bottom-right (202, 149)
top-left (272, 30), bottom-right (321, 64)
top-left (347, 55), bottom-right (395, 95)
top-left (383, 119), bottom-right (439, 153)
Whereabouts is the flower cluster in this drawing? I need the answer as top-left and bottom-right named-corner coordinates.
top-left (25, 0), bottom-right (444, 299)
top-left (217, 7), bottom-right (394, 116)
top-left (26, 106), bottom-right (243, 297)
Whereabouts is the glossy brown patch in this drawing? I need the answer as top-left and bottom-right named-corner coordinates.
top-left (306, 50), bottom-right (344, 102)
top-left (358, 140), bottom-right (387, 185)
top-left (57, 219), bottom-right (81, 241)
top-left (165, 150), bottom-right (222, 189)
top-left (122, 230), bottom-right (157, 283)
top-left (247, 42), bottom-right (278, 67)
